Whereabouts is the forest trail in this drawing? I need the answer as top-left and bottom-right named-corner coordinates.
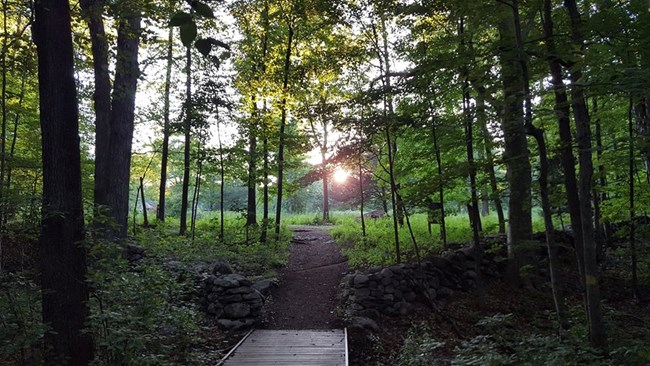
top-left (262, 225), bottom-right (348, 329)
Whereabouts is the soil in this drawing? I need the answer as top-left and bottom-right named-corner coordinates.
top-left (260, 225), bottom-right (349, 329)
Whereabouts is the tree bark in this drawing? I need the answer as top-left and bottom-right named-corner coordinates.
top-left (497, 1), bottom-right (532, 283)
top-left (158, 24), bottom-right (174, 222)
top-left (34, 0), bottom-right (94, 363)
top-left (459, 17), bottom-right (483, 304)
top-left (563, 0), bottom-right (607, 349)
top-left (274, 24), bottom-right (293, 240)
top-left (180, 43), bottom-right (192, 235)
top-left (542, 0), bottom-right (586, 279)
top-left (431, 120), bottom-right (447, 248)
top-left (80, 0), bottom-right (111, 219)
top-left (628, 99), bottom-right (639, 299)
top-left (107, 13), bottom-right (141, 238)
top-left (477, 94), bottom-right (505, 233)
top-left (82, 0), bottom-right (140, 239)
top-left (246, 98), bottom-right (258, 227)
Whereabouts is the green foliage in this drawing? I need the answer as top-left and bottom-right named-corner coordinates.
top-left (133, 212), bottom-right (290, 276)
top-left (87, 239), bottom-right (202, 365)
top-left (0, 271), bottom-right (46, 364)
top-left (394, 312), bottom-right (650, 366)
top-left (332, 210), bottom-right (551, 268)
top-left (397, 322), bottom-right (446, 366)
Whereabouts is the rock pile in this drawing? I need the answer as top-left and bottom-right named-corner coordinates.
top-left (340, 247), bottom-right (498, 318)
top-left (199, 261), bottom-right (275, 330)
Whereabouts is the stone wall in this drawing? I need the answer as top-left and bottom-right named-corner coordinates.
top-left (199, 262), bottom-right (275, 330)
top-left (340, 248), bottom-right (499, 318)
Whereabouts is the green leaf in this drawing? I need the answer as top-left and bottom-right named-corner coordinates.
top-left (180, 21), bottom-right (198, 47)
top-left (191, 1), bottom-right (215, 18)
top-left (169, 12), bottom-right (192, 26)
top-left (195, 38), bottom-right (212, 56)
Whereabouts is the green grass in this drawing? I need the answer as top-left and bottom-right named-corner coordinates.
top-left (330, 210), bottom-right (547, 269)
top-left (132, 211), bottom-right (292, 278)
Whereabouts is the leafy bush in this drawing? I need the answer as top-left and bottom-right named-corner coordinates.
top-left (87, 239), bottom-right (202, 365)
top-left (0, 271), bottom-right (46, 365)
top-left (397, 322), bottom-right (446, 366)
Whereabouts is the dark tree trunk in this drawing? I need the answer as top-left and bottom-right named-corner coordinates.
top-left (564, 0), bottom-right (607, 349)
top-left (34, 1), bottom-right (94, 363)
top-left (431, 120), bottom-right (447, 248)
top-left (592, 97), bottom-right (610, 261)
top-left (0, 1), bottom-right (8, 251)
top-left (217, 118), bottom-right (225, 241)
top-left (82, 0), bottom-right (140, 239)
top-left (497, 1), bottom-right (532, 283)
top-left (385, 127), bottom-right (401, 263)
top-left (477, 94), bottom-right (505, 233)
top-left (274, 24), bottom-right (293, 240)
top-left (106, 14), bottom-right (140, 238)
top-left (158, 25), bottom-right (174, 222)
top-left (180, 44), bottom-right (192, 235)
top-left (246, 99), bottom-right (258, 227)
top-left (459, 17), bottom-right (483, 304)
top-left (321, 122), bottom-right (330, 222)
top-left (628, 99), bottom-right (639, 299)
top-left (140, 177), bottom-right (148, 227)
top-left (5, 74), bottom-right (26, 193)
top-left (80, 0), bottom-right (111, 219)
top-left (542, 0), bottom-right (586, 280)
top-left (359, 147), bottom-right (367, 238)
top-left (260, 132), bottom-right (269, 243)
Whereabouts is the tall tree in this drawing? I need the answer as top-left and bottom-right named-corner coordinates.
top-left (496, 0), bottom-right (532, 283)
top-left (274, 19), bottom-right (293, 239)
top-left (158, 18), bottom-right (175, 222)
top-left (81, 0), bottom-right (141, 238)
top-left (563, 0), bottom-right (607, 349)
top-left (179, 28), bottom-right (193, 235)
top-left (33, 0), bottom-right (93, 363)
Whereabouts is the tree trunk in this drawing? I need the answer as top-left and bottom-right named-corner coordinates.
top-left (592, 97), bottom-right (609, 261)
top-left (274, 24), bottom-right (293, 240)
top-left (246, 99), bottom-right (258, 227)
top-left (158, 25), bottom-right (174, 222)
top-left (359, 147), bottom-right (367, 238)
top-left (82, 0), bottom-right (140, 239)
top-left (5, 74), bottom-right (26, 193)
top-left (628, 99), bottom-right (639, 299)
top-left (542, 0), bottom-right (586, 280)
top-left (321, 123), bottom-right (330, 222)
top-left (477, 94), bottom-right (505, 233)
top-left (217, 111), bottom-right (225, 241)
top-left (564, 0), bottom-right (607, 349)
top-left (180, 43), bottom-right (192, 235)
top-left (80, 0), bottom-right (112, 220)
top-left (431, 120), bottom-right (447, 248)
top-left (34, 0), bottom-right (94, 362)
top-left (260, 131), bottom-right (269, 243)
top-left (497, 1), bottom-right (532, 283)
top-left (106, 14), bottom-right (140, 238)
top-left (0, 1), bottom-right (8, 250)
top-left (459, 17), bottom-right (483, 304)
top-left (140, 177), bottom-right (148, 228)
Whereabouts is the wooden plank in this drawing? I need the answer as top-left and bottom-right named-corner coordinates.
top-left (222, 329), bottom-right (347, 366)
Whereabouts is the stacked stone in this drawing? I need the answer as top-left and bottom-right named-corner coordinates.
top-left (341, 248), bottom-right (498, 317)
top-left (201, 273), bottom-right (265, 330)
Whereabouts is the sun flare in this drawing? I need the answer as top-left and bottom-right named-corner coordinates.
top-left (333, 167), bottom-right (350, 184)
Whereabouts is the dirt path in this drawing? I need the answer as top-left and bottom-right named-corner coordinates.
top-left (261, 225), bottom-right (348, 329)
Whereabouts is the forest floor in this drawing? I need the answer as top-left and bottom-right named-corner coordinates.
top-left (260, 224), bottom-right (349, 329)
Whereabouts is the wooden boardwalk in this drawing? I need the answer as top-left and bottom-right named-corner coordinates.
top-left (219, 329), bottom-right (348, 366)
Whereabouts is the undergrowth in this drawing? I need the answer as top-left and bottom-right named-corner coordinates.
top-left (1, 213), bottom-right (291, 365)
